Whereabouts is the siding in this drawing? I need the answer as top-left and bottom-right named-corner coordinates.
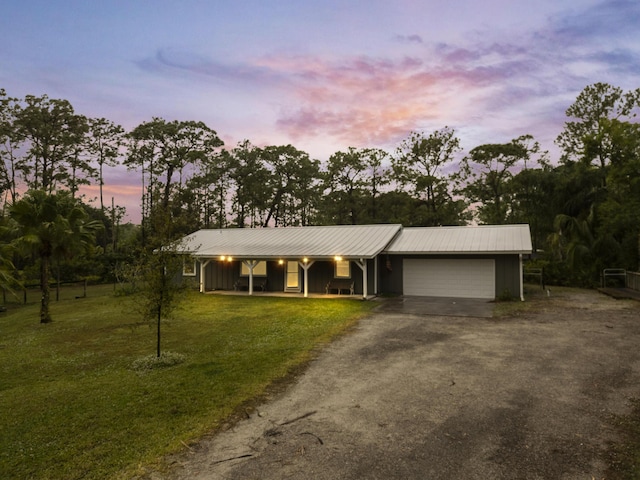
top-left (495, 255), bottom-right (521, 298)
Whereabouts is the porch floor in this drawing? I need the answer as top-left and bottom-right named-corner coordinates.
top-left (203, 289), bottom-right (374, 300)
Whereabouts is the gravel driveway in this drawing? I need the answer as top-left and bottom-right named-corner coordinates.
top-left (156, 288), bottom-right (640, 479)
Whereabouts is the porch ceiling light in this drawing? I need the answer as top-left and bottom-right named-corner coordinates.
top-left (303, 257), bottom-right (309, 264)
top-left (219, 255), bottom-right (226, 261)
top-left (334, 256), bottom-right (342, 262)
top-left (278, 259), bottom-right (284, 265)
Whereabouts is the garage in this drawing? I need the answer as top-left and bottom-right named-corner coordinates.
top-left (402, 258), bottom-right (495, 299)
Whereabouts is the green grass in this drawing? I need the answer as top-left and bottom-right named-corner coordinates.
top-left (0, 290), bottom-right (375, 479)
top-left (490, 283), bottom-right (547, 317)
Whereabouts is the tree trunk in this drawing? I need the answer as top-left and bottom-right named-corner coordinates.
top-left (157, 304), bottom-right (161, 358)
top-left (40, 255), bottom-right (52, 323)
top-left (157, 265), bottom-right (164, 358)
top-left (163, 165), bottom-right (174, 209)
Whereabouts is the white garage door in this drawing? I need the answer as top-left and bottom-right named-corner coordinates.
top-left (403, 259), bottom-right (495, 299)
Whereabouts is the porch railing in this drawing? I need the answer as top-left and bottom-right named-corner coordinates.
top-left (602, 268), bottom-right (626, 288)
top-left (627, 271), bottom-right (640, 292)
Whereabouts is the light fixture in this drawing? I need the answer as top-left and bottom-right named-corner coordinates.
top-left (303, 257), bottom-right (308, 264)
top-left (278, 259), bottom-right (284, 265)
top-left (334, 256), bottom-right (342, 262)
top-left (219, 255), bottom-right (226, 261)
top-left (227, 256), bottom-right (233, 262)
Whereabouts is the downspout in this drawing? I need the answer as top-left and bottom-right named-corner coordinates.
top-left (519, 254), bottom-right (524, 301)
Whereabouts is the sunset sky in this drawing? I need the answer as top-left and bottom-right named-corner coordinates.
top-left (1, 0), bottom-right (639, 221)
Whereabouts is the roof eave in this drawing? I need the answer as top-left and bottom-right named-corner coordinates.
top-left (191, 254), bottom-right (379, 260)
top-left (384, 250), bottom-right (533, 255)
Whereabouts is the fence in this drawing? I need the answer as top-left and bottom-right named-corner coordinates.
top-left (627, 271), bottom-right (640, 292)
top-left (524, 268), bottom-right (544, 289)
top-left (602, 269), bottom-right (627, 288)
top-left (2, 279), bottom-right (102, 306)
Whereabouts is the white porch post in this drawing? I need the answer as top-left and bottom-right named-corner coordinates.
top-left (300, 260), bottom-right (315, 297)
top-left (519, 254), bottom-right (524, 301)
top-left (199, 259), bottom-right (211, 293)
top-left (243, 260), bottom-right (258, 295)
top-left (355, 259), bottom-right (368, 299)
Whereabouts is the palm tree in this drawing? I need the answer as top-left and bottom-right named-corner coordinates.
top-left (550, 206), bottom-right (620, 286)
top-left (9, 190), bottom-right (102, 323)
top-left (0, 240), bottom-right (19, 304)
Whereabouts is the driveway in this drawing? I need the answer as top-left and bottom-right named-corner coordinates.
top-left (157, 289), bottom-right (640, 479)
top-left (374, 295), bottom-right (494, 317)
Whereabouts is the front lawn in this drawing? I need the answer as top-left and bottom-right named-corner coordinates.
top-left (0, 290), bottom-right (374, 479)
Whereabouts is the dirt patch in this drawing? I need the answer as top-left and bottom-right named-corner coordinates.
top-left (145, 289), bottom-right (640, 480)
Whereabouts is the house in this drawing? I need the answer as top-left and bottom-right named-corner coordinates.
top-left (178, 223), bottom-right (532, 301)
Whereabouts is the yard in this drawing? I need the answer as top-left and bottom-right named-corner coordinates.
top-left (0, 288), bottom-right (375, 479)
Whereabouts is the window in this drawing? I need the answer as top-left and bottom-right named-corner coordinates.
top-left (286, 261), bottom-right (299, 289)
top-left (183, 260), bottom-right (196, 276)
top-left (335, 259), bottom-right (350, 278)
top-left (241, 261), bottom-right (267, 276)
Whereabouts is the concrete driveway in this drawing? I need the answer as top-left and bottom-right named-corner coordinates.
top-left (158, 289), bottom-right (640, 480)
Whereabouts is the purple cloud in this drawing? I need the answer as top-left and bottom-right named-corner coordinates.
top-left (395, 34), bottom-right (424, 44)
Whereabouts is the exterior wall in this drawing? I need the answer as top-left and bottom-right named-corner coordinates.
top-left (494, 255), bottom-right (521, 298)
top-left (379, 254), bottom-right (522, 299)
top-left (265, 261), bottom-right (285, 291)
top-left (378, 255), bottom-right (404, 295)
top-left (367, 258), bottom-right (376, 294)
top-left (205, 260), bottom-right (238, 290)
top-left (202, 260), bottom-right (283, 291)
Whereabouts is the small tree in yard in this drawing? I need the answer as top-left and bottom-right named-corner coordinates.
top-left (125, 206), bottom-right (189, 359)
top-left (135, 245), bottom-right (187, 358)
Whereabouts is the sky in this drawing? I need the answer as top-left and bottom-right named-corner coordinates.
top-left (1, 0), bottom-right (639, 222)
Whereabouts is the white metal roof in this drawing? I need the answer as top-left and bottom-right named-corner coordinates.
top-left (384, 224), bottom-right (532, 255)
top-left (180, 224), bottom-right (403, 259)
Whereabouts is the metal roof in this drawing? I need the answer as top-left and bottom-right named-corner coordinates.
top-left (384, 224), bottom-right (532, 255)
top-left (180, 224), bottom-right (403, 259)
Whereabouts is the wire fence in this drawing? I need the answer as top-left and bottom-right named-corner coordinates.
top-left (2, 281), bottom-right (117, 307)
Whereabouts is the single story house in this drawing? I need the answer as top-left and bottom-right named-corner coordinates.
top-left (178, 223), bottom-right (532, 301)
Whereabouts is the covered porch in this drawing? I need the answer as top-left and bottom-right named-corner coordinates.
top-left (179, 224), bottom-right (402, 301)
top-left (194, 256), bottom-right (377, 300)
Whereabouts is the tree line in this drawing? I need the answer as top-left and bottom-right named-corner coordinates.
top-left (1, 82), bottom-right (639, 317)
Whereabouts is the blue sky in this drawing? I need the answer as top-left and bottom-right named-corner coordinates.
top-left (1, 0), bottom-right (639, 220)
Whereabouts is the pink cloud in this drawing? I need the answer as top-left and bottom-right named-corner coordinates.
top-left (262, 53), bottom-right (473, 147)
top-left (79, 183), bottom-right (142, 222)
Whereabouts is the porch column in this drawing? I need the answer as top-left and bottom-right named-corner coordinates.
top-left (242, 260), bottom-right (259, 295)
top-left (199, 259), bottom-right (211, 293)
top-left (374, 256), bottom-right (378, 295)
top-left (519, 254), bottom-right (524, 301)
top-left (300, 260), bottom-right (315, 297)
top-left (355, 259), bottom-right (367, 299)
